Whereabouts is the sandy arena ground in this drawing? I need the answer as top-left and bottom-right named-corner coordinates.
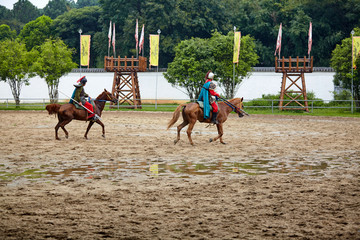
top-left (0, 110), bottom-right (359, 239)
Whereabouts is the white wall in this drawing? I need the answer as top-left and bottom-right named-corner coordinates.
top-left (0, 71), bottom-right (335, 101)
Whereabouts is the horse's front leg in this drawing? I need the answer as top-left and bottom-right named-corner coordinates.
top-left (55, 121), bottom-right (61, 140)
top-left (85, 120), bottom-right (105, 139)
top-left (55, 119), bottom-right (72, 140)
top-left (210, 123), bottom-right (225, 144)
top-left (97, 120), bottom-right (105, 138)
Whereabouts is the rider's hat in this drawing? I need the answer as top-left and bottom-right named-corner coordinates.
top-left (74, 76), bottom-right (87, 87)
top-left (205, 70), bottom-right (214, 80)
top-left (78, 76), bottom-right (87, 85)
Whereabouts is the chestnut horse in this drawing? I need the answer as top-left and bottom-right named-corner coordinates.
top-left (46, 89), bottom-right (117, 140)
top-left (167, 98), bottom-right (248, 145)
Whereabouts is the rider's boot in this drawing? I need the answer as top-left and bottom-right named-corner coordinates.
top-left (211, 111), bottom-right (219, 124)
top-left (88, 114), bottom-right (100, 121)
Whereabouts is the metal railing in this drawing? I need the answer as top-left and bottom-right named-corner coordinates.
top-left (0, 98), bottom-right (358, 113)
top-left (242, 99), bottom-right (359, 113)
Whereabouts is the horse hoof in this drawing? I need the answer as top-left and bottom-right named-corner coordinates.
top-left (209, 138), bottom-right (213, 142)
top-left (65, 136), bottom-right (68, 139)
top-left (174, 140), bottom-right (179, 145)
top-left (102, 134), bottom-right (105, 138)
top-left (221, 142), bottom-right (227, 145)
top-left (56, 138), bottom-right (60, 140)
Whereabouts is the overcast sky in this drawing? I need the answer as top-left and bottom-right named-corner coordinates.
top-left (0, 0), bottom-right (53, 9)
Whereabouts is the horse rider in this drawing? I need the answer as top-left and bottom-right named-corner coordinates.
top-left (198, 70), bottom-right (220, 124)
top-left (70, 76), bottom-right (99, 121)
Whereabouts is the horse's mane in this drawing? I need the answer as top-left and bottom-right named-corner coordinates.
top-left (219, 98), bottom-right (242, 105)
top-left (228, 98), bottom-right (242, 103)
top-left (95, 90), bottom-right (106, 100)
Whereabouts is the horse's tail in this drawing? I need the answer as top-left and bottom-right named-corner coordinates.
top-left (46, 103), bottom-right (61, 115)
top-left (167, 104), bottom-right (186, 130)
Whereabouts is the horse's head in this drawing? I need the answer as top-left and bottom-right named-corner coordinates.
top-left (234, 97), bottom-right (249, 118)
top-left (103, 89), bottom-right (118, 104)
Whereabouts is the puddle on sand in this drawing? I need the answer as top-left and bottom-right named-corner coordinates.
top-left (0, 158), bottom-right (331, 185)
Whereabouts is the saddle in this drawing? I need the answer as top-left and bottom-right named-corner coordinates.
top-left (197, 101), bottom-right (213, 111)
top-left (73, 98), bottom-right (96, 111)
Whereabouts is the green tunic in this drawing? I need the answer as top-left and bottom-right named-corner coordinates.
top-left (73, 85), bottom-right (89, 104)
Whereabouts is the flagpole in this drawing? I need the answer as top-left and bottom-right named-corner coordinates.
top-left (351, 29), bottom-right (355, 113)
top-left (78, 28), bottom-right (82, 77)
top-left (155, 29), bottom-right (161, 110)
top-left (136, 19), bottom-right (139, 59)
top-left (108, 22), bottom-right (110, 57)
top-left (142, 25), bottom-right (144, 57)
top-left (233, 26), bottom-right (236, 98)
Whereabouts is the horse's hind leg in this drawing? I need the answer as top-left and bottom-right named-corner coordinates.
top-left (60, 120), bottom-right (72, 139)
top-left (61, 126), bottom-right (69, 139)
top-left (54, 119), bottom-right (71, 140)
top-left (174, 121), bottom-right (188, 144)
top-left (186, 121), bottom-right (196, 146)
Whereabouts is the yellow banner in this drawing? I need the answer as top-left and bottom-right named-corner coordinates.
top-left (233, 31), bottom-right (241, 63)
top-left (81, 35), bottom-right (91, 66)
top-left (149, 34), bottom-right (159, 66)
top-left (352, 36), bottom-right (360, 68)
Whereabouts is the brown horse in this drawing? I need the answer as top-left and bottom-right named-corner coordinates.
top-left (167, 98), bottom-right (248, 145)
top-left (46, 89), bottom-right (117, 140)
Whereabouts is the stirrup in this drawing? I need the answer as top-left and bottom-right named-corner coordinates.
top-left (93, 114), bottom-right (100, 121)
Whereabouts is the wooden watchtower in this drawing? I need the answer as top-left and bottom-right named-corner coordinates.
top-left (104, 56), bottom-right (147, 109)
top-left (275, 56), bottom-right (313, 111)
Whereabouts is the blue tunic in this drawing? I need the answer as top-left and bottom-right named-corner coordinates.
top-left (197, 81), bottom-right (211, 119)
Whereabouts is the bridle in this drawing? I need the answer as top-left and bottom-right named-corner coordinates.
top-left (220, 97), bottom-right (249, 116)
top-left (97, 91), bottom-right (117, 103)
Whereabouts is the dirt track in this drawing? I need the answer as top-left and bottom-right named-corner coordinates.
top-left (0, 111), bottom-right (359, 239)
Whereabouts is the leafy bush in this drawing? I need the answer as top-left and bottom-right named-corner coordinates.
top-left (245, 91), bottom-right (324, 108)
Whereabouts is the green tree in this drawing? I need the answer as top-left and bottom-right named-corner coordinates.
top-left (100, 0), bottom-right (230, 67)
top-left (52, 6), bottom-right (102, 67)
top-left (12, 0), bottom-right (40, 23)
top-left (301, 0), bottom-right (360, 66)
top-left (77, 0), bottom-right (100, 8)
top-left (32, 38), bottom-right (77, 103)
top-left (44, 0), bottom-right (71, 20)
top-left (0, 6), bottom-right (22, 34)
top-left (330, 27), bottom-right (360, 107)
top-left (0, 24), bottom-right (16, 41)
top-left (0, 5), bottom-right (12, 20)
top-left (0, 39), bottom-right (36, 107)
top-left (209, 31), bottom-right (259, 98)
top-left (165, 32), bottom-right (258, 100)
top-left (18, 16), bottom-right (53, 51)
top-left (164, 37), bottom-right (214, 100)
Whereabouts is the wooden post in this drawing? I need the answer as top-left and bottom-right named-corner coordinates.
top-left (275, 56), bottom-right (312, 111)
top-left (105, 56), bottom-right (147, 109)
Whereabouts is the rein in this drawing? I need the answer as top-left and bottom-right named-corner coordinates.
top-left (219, 97), bottom-right (249, 116)
top-left (201, 85), bottom-right (248, 115)
top-left (96, 91), bottom-right (116, 102)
